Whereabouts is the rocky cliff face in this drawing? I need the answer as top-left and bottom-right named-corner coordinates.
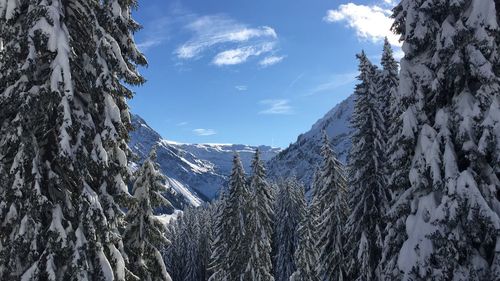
top-left (129, 115), bottom-right (280, 205)
top-left (266, 95), bottom-right (354, 190)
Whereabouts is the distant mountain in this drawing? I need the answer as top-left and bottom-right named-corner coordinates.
top-left (129, 115), bottom-right (281, 206)
top-left (267, 95), bottom-right (354, 189)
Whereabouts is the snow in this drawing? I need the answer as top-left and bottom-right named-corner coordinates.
top-left (466, 0), bottom-right (498, 30)
top-left (398, 193), bottom-right (437, 279)
top-left (166, 178), bottom-right (202, 207)
top-left (156, 210), bottom-right (183, 225)
top-left (0, 0), bottom-right (19, 20)
top-left (108, 244), bottom-right (125, 281)
top-left (20, 262), bottom-right (38, 281)
top-left (3, 203), bottom-right (17, 226)
top-left (98, 248), bottom-right (115, 281)
top-left (129, 114), bottom-right (280, 201)
top-left (49, 205), bottom-right (67, 245)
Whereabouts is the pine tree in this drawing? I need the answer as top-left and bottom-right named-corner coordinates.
top-left (377, 38), bottom-right (399, 137)
top-left (123, 150), bottom-right (172, 281)
top-left (290, 191), bottom-right (319, 281)
top-left (163, 220), bottom-right (182, 281)
top-left (0, 0), bottom-right (146, 280)
top-left (208, 153), bottom-right (251, 280)
top-left (274, 179), bottom-right (304, 281)
top-left (242, 150), bottom-right (275, 281)
top-left (314, 132), bottom-right (349, 281)
top-left (208, 191), bottom-right (230, 281)
top-left (182, 209), bottom-right (202, 281)
top-left (344, 52), bottom-right (390, 281)
top-left (161, 204), bottom-right (215, 281)
top-left (198, 204), bottom-right (214, 281)
top-left (380, 0), bottom-right (500, 280)
top-left (163, 213), bottom-right (188, 281)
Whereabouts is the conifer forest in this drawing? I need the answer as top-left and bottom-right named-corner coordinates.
top-left (0, 0), bottom-right (499, 280)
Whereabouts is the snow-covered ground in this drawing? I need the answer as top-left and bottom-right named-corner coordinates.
top-left (156, 210), bottom-right (183, 225)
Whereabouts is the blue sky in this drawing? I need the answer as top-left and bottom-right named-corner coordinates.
top-left (129, 0), bottom-right (401, 148)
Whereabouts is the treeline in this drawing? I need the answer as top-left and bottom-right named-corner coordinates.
top-left (161, 135), bottom-right (345, 281)
top-left (162, 16), bottom-right (500, 279)
top-left (1, 0), bottom-right (499, 280)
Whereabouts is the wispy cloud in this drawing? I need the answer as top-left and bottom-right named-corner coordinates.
top-left (175, 14), bottom-right (283, 66)
top-left (212, 42), bottom-right (275, 66)
top-left (136, 16), bottom-right (172, 52)
top-left (288, 72), bottom-right (306, 89)
top-left (176, 121), bottom-right (189, 126)
top-left (306, 72), bottom-right (358, 96)
top-left (324, 2), bottom-right (400, 47)
top-left (235, 85), bottom-right (248, 91)
top-left (259, 55), bottom-right (285, 67)
top-left (259, 99), bottom-right (293, 115)
top-left (193, 128), bottom-right (217, 136)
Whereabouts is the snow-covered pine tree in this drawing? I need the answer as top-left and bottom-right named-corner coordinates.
top-left (198, 204), bottom-right (214, 281)
top-left (163, 213), bottom-right (187, 281)
top-left (314, 132), bottom-right (349, 281)
top-left (290, 187), bottom-right (319, 281)
top-left (242, 150), bottom-right (275, 281)
top-left (182, 209), bottom-right (202, 281)
top-left (162, 204), bottom-right (214, 281)
top-left (377, 38), bottom-right (399, 137)
top-left (208, 153), bottom-right (251, 280)
top-left (163, 219), bottom-right (181, 280)
top-left (208, 191), bottom-right (230, 281)
top-left (379, 25), bottom-right (413, 281)
top-left (0, 0), bottom-right (146, 280)
top-left (380, 0), bottom-right (500, 280)
top-left (123, 150), bottom-right (172, 281)
top-left (274, 179), bottom-right (305, 281)
top-left (344, 52), bottom-right (390, 281)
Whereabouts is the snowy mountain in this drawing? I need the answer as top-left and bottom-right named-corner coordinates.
top-left (267, 95), bottom-right (354, 189)
top-left (129, 114), bottom-right (280, 205)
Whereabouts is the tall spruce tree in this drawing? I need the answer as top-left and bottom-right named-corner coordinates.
top-left (344, 52), bottom-right (390, 281)
top-left (380, 0), bottom-right (500, 280)
top-left (123, 150), bottom-right (172, 281)
top-left (163, 207), bottom-right (213, 281)
top-left (274, 179), bottom-right (304, 281)
top-left (0, 0), bottom-right (146, 280)
top-left (163, 219), bottom-right (183, 281)
top-left (242, 150), bottom-right (274, 281)
top-left (208, 153), bottom-right (250, 280)
top-left (208, 191), bottom-right (230, 281)
top-left (290, 191), bottom-right (319, 281)
top-left (314, 132), bottom-right (349, 281)
top-left (377, 38), bottom-right (399, 136)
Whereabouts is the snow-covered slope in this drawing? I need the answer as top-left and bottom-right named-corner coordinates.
top-left (129, 115), bottom-right (280, 204)
top-left (267, 95), bottom-right (354, 189)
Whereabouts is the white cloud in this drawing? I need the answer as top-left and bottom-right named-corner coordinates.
top-left (212, 42), bottom-right (275, 66)
top-left (235, 85), bottom-right (248, 91)
top-left (175, 15), bottom-right (282, 66)
top-left (137, 39), bottom-right (163, 52)
top-left (259, 99), bottom-right (293, 115)
top-left (382, 0), bottom-right (398, 6)
top-left (307, 72), bottom-right (358, 96)
top-left (259, 55), bottom-right (285, 67)
top-left (176, 121), bottom-right (189, 126)
top-left (193, 128), bottom-right (217, 136)
top-left (324, 3), bottom-right (401, 46)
